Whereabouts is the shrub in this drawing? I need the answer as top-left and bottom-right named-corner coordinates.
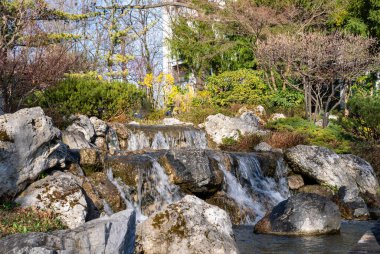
top-left (220, 134), bottom-right (263, 152)
top-left (341, 94), bottom-right (380, 143)
top-left (267, 117), bottom-right (353, 153)
top-left (0, 203), bottom-right (66, 238)
top-left (265, 89), bottom-right (304, 115)
top-left (265, 131), bottom-right (308, 149)
top-left (206, 69), bottom-right (268, 106)
top-left (26, 76), bottom-right (145, 124)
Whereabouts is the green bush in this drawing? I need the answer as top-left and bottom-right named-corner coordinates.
top-left (26, 77), bottom-right (145, 123)
top-left (265, 89), bottom-right (304, 114)
top-left (267, 117), bottom-right (354, 153)
top-left (206, 69), bottom-right (268, 106)
top-left (341, 94), bottom-right (380, 143)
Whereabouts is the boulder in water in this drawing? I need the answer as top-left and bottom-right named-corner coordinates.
top-left (0, 209), bottom-right (136, 254)
top-left (0, 107), bottom-right (67, 199)
top-left (204, 113), bottom-right (260, 145)
top-left (15, 171), bottom-right (90, 229)
top-left (254, 193), bottom-right (341, 235)
top-left (136, 195), bottom-right (239, 254)
top-left (285, 145), bottom-right (379, 197)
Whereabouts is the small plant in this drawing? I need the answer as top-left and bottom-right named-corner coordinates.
top-left (0, 206), bottom-right (66, 238)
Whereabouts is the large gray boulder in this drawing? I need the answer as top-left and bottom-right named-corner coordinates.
top-left (254, 193), bottom-right (341, 235)
top-left (285, 145), bottom-right (379, 196)
top-left (204, 113), bottom-right (260, 145)
top-left (136, 195), bottom-right (239, 254)
top-left (15, 171), bottom-right (89, 229)
top-left (0, 107), bottom-right (67, 199)
top-left (0, 209), bottom-right (136, 254)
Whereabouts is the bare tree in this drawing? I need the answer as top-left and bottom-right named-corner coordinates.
top-left (257, 32), bottom-right (379, 127)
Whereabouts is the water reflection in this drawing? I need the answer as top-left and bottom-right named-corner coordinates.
top-left (234, 220), bottom-right (374, 254)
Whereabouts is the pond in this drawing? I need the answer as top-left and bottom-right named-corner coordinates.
top-left (234, 220), bottom-right (374, 254)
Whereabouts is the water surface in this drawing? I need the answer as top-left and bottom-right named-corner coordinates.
top-left (234, 220), bottom-right (374, 254)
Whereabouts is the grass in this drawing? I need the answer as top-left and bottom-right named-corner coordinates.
top-left (0, 202), bottom-right (66, 238)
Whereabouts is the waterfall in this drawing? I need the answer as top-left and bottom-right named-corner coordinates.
top-left (106, 127), bottom-right (120, 152)
top-left (218, 153), bottom-right (289, 224)
top-left (124, 125), bottom-right (208, 151)
top-left (106, 156), bottom-right (182, 223)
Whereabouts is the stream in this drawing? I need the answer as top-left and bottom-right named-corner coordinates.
top-left (234, 220), bottom-right (374, 254)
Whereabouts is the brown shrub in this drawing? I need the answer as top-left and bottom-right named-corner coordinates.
top-left (265, 131), bottom-right (308, 149)
top-left (220, 134), bottom-right (263, 152)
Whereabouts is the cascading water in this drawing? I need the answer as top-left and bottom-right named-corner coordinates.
top-left (106, 156), bottom-right (182, 222)
top-left (217, 153), bottom-right (289, 224)
top-left (124, 125), bottom-right (208, 151)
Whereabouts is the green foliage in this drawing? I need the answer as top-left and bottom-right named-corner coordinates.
top-left (340, 94), bottom-right (380, 142)
top-left (168, 17), bottom-right (256, 80)
top-left (26, 76), bottom-right (145, 122)
top-left (267, 117), bottom-right (354, 153)
top-left (266, 89), bottom-right (304, 112)
top-left (0, 205), bottom-right (66, 238)
top-left (330, 0), bottom-right (380, 40)
top-left (206, 69), bottom-right (268, 106)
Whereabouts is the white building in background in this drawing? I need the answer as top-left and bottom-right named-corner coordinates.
top-left (161, 0), bottom-right (225, 85)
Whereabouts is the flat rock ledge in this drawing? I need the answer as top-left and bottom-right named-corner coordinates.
top-left (0, 209), bottom-right (136, 254)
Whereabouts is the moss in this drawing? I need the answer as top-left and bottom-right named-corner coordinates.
top-left (152, 210), bottom-right (169, 229)
top-left (0, 130), bottom-right (11, 142)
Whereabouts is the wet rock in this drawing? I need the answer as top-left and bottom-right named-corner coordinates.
top-left (67, 114), bottom-right (95, 142)
top-left (105, 154), bottom-right (182, 216)
top-left (298, 185), bottom-right (334, 199)
top-left (206, 191), bottom-right (255, 224)
top-left (0, 209), bottom-right (136, 254)
top-left (136, 195), bottom-right (239, 254)
top-left (160, 149), bottom-right (224, 198)
top-left (0, 107), bottom-right (67, 199)
top-left (15, 171), bottom-right (89, 229)
top-left (204, 113), bottom-right (259, 145)
top-left (288, 174), bottom-right (304, 190)
top-left (86, 172), bottom-right (126, 213)
top-left (90, 116), bottom-right (108, 137)
top-left (285, 145), bottom-right (379, 197)
top-left (254, 193), bottom-right (341, 235)
top-left (62, 130), bottom-right (92, 149)
top-left (336, 186), bottom-right (369, 220)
